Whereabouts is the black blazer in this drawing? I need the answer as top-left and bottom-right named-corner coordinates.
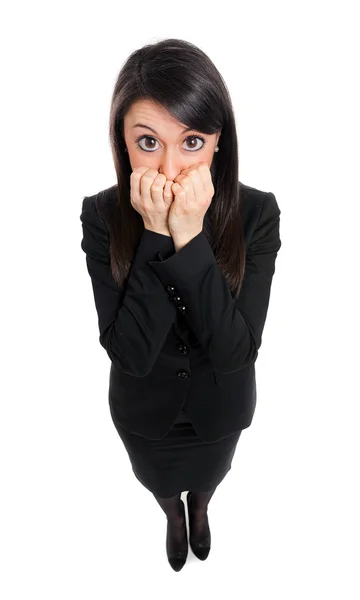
top-left (80, 182), bottom-right (281, 442)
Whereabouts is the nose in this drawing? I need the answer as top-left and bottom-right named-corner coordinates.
top-left (158, 152), bottom-right (185, 182)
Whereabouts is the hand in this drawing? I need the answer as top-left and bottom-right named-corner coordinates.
top-left (130, 167), bottom-right (175, 236)
top-left (168, 162), bottom-right (214, 241)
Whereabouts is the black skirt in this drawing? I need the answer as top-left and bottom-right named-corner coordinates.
top-left (109, 403), bottom-right (242, 498)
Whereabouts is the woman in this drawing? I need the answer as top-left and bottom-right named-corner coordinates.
top-left (80, 38), bottom-right (282, 572)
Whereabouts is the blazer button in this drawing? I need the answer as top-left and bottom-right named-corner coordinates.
top-left (170, 295), bottom-right (182, 306)
top-left (177, 343), bottom-right (188, 354)
top-left (166, 285), bottom-right (176, 296)
top-left (177, 370), bottom-right (189, 379)
top-left (177, 305), bottom-right (187, 314)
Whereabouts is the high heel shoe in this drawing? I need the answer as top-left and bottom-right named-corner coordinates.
top-left (186, 491), bottom-right (211, 561)
top-left (166, 499), bottom-right (188, 572)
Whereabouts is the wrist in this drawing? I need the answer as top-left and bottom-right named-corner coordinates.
top-left (144, 226), bottom-right (172, 237)
top-left (172, 229), bottom-right (202, 251)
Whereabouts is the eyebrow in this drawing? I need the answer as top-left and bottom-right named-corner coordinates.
top-left (133, 123), bottom-right (194, 135)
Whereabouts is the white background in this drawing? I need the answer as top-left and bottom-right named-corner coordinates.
top-left (1, 0), bottom-right (359, 597)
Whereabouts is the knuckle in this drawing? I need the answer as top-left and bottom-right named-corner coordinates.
top-left (144, 169), bottom-right (158, 178)
top-left (131, 166), bottom-right (144, 175)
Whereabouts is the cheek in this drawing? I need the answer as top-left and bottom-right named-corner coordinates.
top-left (127, 149), bottom-right (143, 169)
top-left (129, 148), bottom-right (156, 166)
top-left (202, 145), bottom-right (214, 163)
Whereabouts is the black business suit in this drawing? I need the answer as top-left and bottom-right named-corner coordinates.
top-left (80, 181), bottom-right (281, 496)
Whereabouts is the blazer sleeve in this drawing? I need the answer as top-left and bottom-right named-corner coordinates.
top-left (149, 192), bottom-right (282, 373)
top-left (80, 194), bottom-right (178, 377)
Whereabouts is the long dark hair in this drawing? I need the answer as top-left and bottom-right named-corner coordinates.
top-left (99, 38), bottom-right (246, 299)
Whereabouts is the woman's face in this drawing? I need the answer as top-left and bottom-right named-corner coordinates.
top-left (123, 99), bottom-right (221, 182)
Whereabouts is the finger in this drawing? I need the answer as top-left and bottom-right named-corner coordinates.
top-left (179, 161), bottom-right (207, 175)
top-left (130, 166), bottom-right (150, 204)
top-left (175, 165), bottom-right (205, 200)
top-left (185, 167), bottom-right (204, 194)
top-left (181, 162), bottom-right (213, 194)
top-left (163, 180), bottom-right (175, 206)
top-left (197, 162), bottom-right (214, 193)
top-left (140, 168), bottom-right (161, 208)
top-left (150, 173), bottom-right (167, 207)
top-left (173, 173), bottom-right (195, 201)
top-left (171, 182), bottom-right (186, 201)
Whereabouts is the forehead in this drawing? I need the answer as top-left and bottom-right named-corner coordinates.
top-left (124, 99), bottom-right (185, 131)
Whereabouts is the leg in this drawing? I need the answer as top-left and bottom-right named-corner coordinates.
top-left (188, 488), bottom-right (216, 541)
top-left (153, 491), bottom-right (184, 524)
top-left (190, 488), bottom-right (217, 514)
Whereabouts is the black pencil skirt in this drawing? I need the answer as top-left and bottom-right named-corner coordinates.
top-left (109, 403), bottom-right (242, 498)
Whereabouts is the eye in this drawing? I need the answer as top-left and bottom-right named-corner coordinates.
top-left (135, 136), bottom-right (159, 152)
top-left (183, 135), bottom-right (207, 151)
top-left (135, 135), bottom-right (207, 153)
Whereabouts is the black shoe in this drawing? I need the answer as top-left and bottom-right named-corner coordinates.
top-left (166, 500), bottom-right (188, 572)
top-left (186, 491), bottom-right (211, 561)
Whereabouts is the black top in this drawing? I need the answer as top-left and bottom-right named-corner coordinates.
top-left (80, 181), bottom-right (281, 442)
